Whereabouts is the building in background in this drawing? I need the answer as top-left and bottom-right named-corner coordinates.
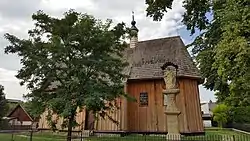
top-left (7, 104), bottom-right (33, 126)
top-left (6, 99), bottom-right (22, 104)
top-left (201, 100), bottom-right (217, 127)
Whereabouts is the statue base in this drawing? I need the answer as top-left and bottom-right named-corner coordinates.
top-left (163, 89), bottom-right (180, 94)
top-left (165, 110), bottom-right (181, 115)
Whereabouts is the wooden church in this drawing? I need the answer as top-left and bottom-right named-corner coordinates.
top-left (38, 16), bottom-right (204, 134)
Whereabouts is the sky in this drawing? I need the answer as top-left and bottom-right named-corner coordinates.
top-left (0, 0), bottom-right (215, 102)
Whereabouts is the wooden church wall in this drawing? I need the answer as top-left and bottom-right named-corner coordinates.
top-left (126, 78), bottom-right (204, 133)
top-left (127, 80), bottom-right (159, 131)
top-left (38, 78), bottom-right (203, 133)
top-left (127, 79), bottom-right (170, 132)
top-left (38, 105), bottom-right (122, 131)
top-left (38, 108), bottom-right (86, 131)
top-left (94, 99), bottom-right (122, 131)
top-left (180, 79), bottom-right (204, 132)
top-left (93, 85), bottom-right (128, 131)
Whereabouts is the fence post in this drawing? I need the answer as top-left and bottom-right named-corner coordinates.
top-left (11, 119), bottom-right (15, 141)
top-left (30, 128), bottom-right (33, 141)
top-left (11, 132), bottom-right (14, 141)
top-left (80, 130), bottom-right (83, 141)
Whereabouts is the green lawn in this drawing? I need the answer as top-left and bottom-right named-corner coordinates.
top-left (87, 129), bottom-right (250, 141)
top-left (0, 129), bottom-right (250, 141)
top-left (0, 133), bottom-right (56, 141)
top-left (0, 132), bottom-right (69, 141)
top-left (202, 128), bottom-right (250, 141)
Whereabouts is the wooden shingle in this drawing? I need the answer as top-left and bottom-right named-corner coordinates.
top-left (123, 36), bottom-right (202, 82)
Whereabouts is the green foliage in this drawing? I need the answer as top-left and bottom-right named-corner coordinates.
top-left (0, 85), bottom-right (8, 119)
top-left (4, 9), bottom-right (128, 139)
top-left (212, 104), bottom-right (230, 128)
top-left (22, 100), bottom-right (43, 120)
top-left (230, 106), bottom-right (250, 123)
top-left (145, 0), bottom-right (250, 108)
top-left (146, 0), bottom-right (210, 34)
top-left (0, 85), bottom-right (9, 129)
top-left (145, 0), bottom-right (174, 21)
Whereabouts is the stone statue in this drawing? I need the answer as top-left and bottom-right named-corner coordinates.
top-left (164, 66), bottom-right (177, 89)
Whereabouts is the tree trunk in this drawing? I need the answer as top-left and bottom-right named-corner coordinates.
top-left (67, 115), bottom-right (74, 141)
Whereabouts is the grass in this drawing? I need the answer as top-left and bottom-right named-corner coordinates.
top-left (0, 133), bottom-right (56, 141)
top-left (0, 133), bottom-right (67, 141)
top-left (86, 129), bottom-right (250, 141)
top-left (182, 128), bottom-right (250, 141)
top-left (0, 128), bottom-right (250, 141)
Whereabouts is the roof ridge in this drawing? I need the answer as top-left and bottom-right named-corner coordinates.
top-left (138, 35), bottom-right (181, 43)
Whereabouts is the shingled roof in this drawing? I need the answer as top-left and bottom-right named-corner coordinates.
top-left (123, 36), bottom-right (202, 82)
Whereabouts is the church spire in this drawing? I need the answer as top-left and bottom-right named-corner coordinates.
top-left (131, 11), bottom-right (138, 32)
top-left (130, 11), bottom-right (138, 48)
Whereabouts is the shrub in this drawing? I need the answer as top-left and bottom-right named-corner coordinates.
top-left (212, 104), bottom-right (230, 128)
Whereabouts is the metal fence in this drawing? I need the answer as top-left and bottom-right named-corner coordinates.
top-left (79, 133), bottom-right (250, 141)
top-left (1, 131), bottom-right (250, 141)
top-left (0, 123), bottom-right (38, 141)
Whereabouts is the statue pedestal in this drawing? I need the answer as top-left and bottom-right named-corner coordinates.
top-left (163, 89), bottom-right (181, 140)
top-left (165, 112), bottom-right (181, 136)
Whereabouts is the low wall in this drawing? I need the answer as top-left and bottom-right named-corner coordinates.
top-left (226, 123), bottom-right (250, 133)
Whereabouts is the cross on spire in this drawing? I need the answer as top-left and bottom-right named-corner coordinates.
top-left (132, 11), bottom-right (135, 21)
top-left (131, 11), bottom-right (136, 26)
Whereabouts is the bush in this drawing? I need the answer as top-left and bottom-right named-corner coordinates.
top-left (212, 104), bottom-right (230, 128)
top-left (230, 106), bottom-right (250, 123)
top-left (0, 119), bottom-right (10, 130)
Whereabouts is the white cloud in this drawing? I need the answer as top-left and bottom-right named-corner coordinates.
top-left (0, 0), bottom-right (42, 20)
top-left (0, 68), bottom-right (18, 82)
top-left (41, 0), bottom-right (95, 11)
top-left (0, 0), bottom-right (187, 41)
top-left (0, 68), bottom-right (28, 100)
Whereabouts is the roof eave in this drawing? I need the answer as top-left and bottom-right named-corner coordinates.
top-left (127, 75), bottom-right (203, 82)
top-left (178, 75), bottom-right (204, 84)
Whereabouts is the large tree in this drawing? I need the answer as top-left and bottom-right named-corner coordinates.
top-left (4, 10), bottom-right (128, 141)
top-left (146, 0), bottom-right (250, 107)
top-left (0, 85), bottom-right (8, 124)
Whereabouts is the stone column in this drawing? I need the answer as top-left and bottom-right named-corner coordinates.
top-left (162, 65), bottom-right (181, 140)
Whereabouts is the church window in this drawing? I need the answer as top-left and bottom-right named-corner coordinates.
top-left (139, 92), bottom-right (148, 106)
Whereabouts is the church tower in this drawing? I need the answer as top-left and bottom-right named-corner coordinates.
top-left (130, 11), bottom-right (139, 48)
